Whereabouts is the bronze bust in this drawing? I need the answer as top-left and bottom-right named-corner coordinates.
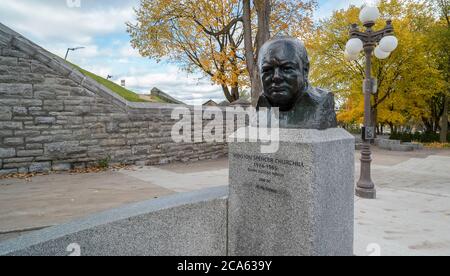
top-left (257, 37), bottom-right (337, 129)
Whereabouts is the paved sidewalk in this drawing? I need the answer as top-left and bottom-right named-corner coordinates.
top-left (0, 171), bottom-right (174, 239)
top-left (354, 154), bottom-right (450, 256)
top-left (0, 149), bottom-right (449, 255)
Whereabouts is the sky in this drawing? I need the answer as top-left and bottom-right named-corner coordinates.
top-left (0, 0), bottom-right (370, 105)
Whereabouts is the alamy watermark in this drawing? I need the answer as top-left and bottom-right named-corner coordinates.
top-left (66, 243), bottom-right (81, 256)
top-left (171, 106), bottom-right (280, 154)
top-left (366, 243), bottom-right (381, 256)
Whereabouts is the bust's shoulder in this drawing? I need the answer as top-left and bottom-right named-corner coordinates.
top-left (307, 87), bottom-right (337, 129)
top-left (307, 87), bottom-right (334, 103)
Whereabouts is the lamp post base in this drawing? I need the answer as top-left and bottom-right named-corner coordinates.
top-left (355, 186), bottom-right (376, 199)
top-left (356, 142), bottom-right (376, 199)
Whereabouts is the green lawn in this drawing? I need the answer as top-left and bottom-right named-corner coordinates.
top-left (66, 62), bottom-right (148, 102)
top-left (64, 60), bottom-right (172, 103)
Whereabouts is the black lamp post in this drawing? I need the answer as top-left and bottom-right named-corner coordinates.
top-left (345, 5), bottom-right (398, 199)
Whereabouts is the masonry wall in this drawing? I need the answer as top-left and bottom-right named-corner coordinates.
top-left (0, 34), bottom-right (234, 175)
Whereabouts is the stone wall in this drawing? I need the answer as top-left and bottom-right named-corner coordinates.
top-left (0, 23), bottom-right (232, 175)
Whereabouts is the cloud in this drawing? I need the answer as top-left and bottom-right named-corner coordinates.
top-left (0, 0), bottom-right (136, 45)
top-left (119, 44), bottom-right (141, 58)
top-left (117, 66), bottom-right (225, 105)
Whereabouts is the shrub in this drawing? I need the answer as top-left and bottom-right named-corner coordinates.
top-left (98, 156), bottom-right (111, 169)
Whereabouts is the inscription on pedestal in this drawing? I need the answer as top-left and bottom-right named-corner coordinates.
top-left (232, 153), bottom-right (304, 194)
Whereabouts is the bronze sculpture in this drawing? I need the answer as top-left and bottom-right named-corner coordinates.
top-left (257, 37), bottom-right (337, 129)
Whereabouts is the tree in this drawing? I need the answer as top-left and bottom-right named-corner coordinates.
top-left (127, 0), bottom-right (246, 103)
top-left (306, 0), bottom-right (445, 134)
top-left (127, 0), bottom-right (316, 104)
top-left (429, 0), bottom-right (449, 142)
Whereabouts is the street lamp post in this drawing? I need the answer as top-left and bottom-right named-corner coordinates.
top-left (345, 5), bottom-right (398, 199)
top-left (64, 47), bottom-right (85, 60)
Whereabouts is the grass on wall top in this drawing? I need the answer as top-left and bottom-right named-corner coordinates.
top-left (67, 62), bottom-right (147, 102)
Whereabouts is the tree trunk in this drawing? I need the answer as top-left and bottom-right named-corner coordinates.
top-left (441, 95), bottom-right (449, 142)
top-left (222, 85), bottom-right (236, 103)
top-left (254, 0), bottom-right (271, 49)
top-left (243, 0), bottom-right (271, 107)
top-left (231, 86), bottom-right (240, 102)
top-left (422, 117), bottom-right (433, 133)
top-left (389, 122), bottom-right (394, 134)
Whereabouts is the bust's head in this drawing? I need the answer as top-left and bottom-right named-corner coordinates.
top-left (258, 37), bottom-right (310, 112)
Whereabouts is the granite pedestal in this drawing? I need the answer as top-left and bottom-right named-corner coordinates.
top-left (228, 127), bottom-right (355, 256)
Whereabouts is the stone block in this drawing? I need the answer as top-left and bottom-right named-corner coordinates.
top-left (47, 59), bottom-right (72, 76)
top-left (31, 63), bottom-right (54, 74)
top-left (12, 107), bottom-right (27, 116)
top-left (3, 157), bottom-right (34, 163)
top-left (0, 73), bottom-right (44, 84)
top-left (33, 52), bottom-right (53, 65)
top-left (0, 56), bottom-right (18, 66)
top-left (52, 163), bottom-right (72, 172)
top-left (12, 116), bottom-right (33, 122)
top-left (100, 139), bottom-right (127, 147)
top-left (403, 142), bottom-right (424, 151)
top-left (35, 117), bottom-right (56, 125)
top-left (390, 144), bottom-right (414, 152)
top-left (29, 162), bottom-right (51, 173)
top-left (228, 128), bottom-right (355, 256)
top-left (43, 77), bottom-right (78, 87)
top-left (26, 143), bottom-right (43, 150)
top-left (0, 32), bottom-right (13, 46)
top-left (0, 130), bottom-right (13, 137)
top-left (0, 106), bottom-right (12, 120)
top-left (1, 48), bottom-right (30, 59)
top-left (21, 99), bottom-right (42, 107)
top-left (3, 137), bottom-right (24, 146)
top-left (17, 150), bottom-right (43, 157)
top-left (45, 141), bottom-right (85, 158)
top-left (0, 83), bottom-right (33, 98)
top-left (0, 121), bottom-right (22, 130)
top-left (0, 148), bottom-right (16, 158)
top-left (18, 167), bottom-right (29, 174)
top-left (67, 117), bottom-right (83, 125)
top-left (68, 70), bottom-right (85, 84)
top-left (15, 130), bottom-right (40, 137)
top-left (34, 91), bottom-right (55, 99)
top-left (0, 169), bottom-right (17, 176)
top-left (26, 136), bottom-right (53, 143)
top-left (0, 65), bottom-right (30, 75)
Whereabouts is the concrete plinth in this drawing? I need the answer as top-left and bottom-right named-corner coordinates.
top-left (228, 127), bottom-right (355, 256)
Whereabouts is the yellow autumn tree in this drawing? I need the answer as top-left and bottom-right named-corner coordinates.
top-left (306, 0), bottom-right (445, 133)
top-left (126, 0), bottom-right (316, 103)
top-left (428, 0), bottom-right (450, 141)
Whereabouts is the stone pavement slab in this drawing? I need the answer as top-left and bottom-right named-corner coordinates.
top-left (354, 152), bottom-right (450, 256)
top-left (0, 171), bottom-right (174, 237)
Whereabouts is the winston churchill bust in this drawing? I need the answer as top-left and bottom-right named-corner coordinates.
top-left (256, 37), bottom-right (337, 130)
